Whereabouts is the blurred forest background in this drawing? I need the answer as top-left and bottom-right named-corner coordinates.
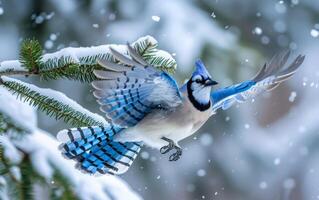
top-left (1, 0), bottom-right (319, 199)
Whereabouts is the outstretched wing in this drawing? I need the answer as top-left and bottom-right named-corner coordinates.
top-left (211, 51), bottom-right (305, 112)
top-left (92, 44), bottom-right (182, 127)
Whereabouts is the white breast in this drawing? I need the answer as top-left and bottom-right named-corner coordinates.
top-left (115, 94), bottom-right (212, 149)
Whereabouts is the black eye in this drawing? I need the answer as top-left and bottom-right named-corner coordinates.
top-left (195, 79), bottom-right (201, 83)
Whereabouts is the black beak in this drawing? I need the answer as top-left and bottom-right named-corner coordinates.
top-left (205, 79), bottom-right (218, 86)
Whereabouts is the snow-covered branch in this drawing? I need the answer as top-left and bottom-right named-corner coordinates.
top-left (1, 76), bottom-right (107, 127)
top-left (0, 87), bottom-right (142, 200)
top-left (0, 35), bottom-right (177, 81)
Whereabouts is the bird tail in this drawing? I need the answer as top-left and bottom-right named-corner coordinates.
top-left (57, 125), bottom-right (142, 175)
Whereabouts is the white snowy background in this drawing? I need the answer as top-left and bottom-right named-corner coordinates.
top-left (1, 0), bottom-right (319, 199)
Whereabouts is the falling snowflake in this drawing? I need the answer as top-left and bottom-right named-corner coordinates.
top-left (274, 158), bottom-right (281, 165)
top-left (151, 15), bottom-right (161, 22)
top-left (141, 151), bottom-right (150, 160)
top-left (244, 124), bottom-right (250, 129)
top-left (199, 133), bottom-right (213, 146)
top-left (92, 24), bottom-right (99, 28)
top-left (288, 91), bottom-right (297, 102)
top-left (310, 29), bottom-right (319, 38)
top-left (253, 27), bottom-right (263, 35)
top-left (197, 169), bottom-right (206, 177)
top-left (45, 40), bottom-right (54, 49)
top-left (50, 33), bottom-right (57, 41)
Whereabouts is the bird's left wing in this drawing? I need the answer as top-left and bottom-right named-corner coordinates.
top-left (92, 44), bottom-right (182, 127)
top-left (211, 51), bottom-right (305, 112)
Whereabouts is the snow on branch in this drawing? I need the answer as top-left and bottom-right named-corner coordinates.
top-left (0, 77), bottom-right (107, 127)
top-left (0, 88), bottom-right (141, 200)
top-left (0, 35), bottom-right (177, 82)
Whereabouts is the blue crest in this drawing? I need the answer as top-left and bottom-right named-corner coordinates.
top-left (193, 59), bottom-right (212, 78)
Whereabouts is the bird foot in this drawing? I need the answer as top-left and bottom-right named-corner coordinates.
top-left (169, 146), bottom-right (182, 161)
top-left (160, 137), bottom-right (182, 161)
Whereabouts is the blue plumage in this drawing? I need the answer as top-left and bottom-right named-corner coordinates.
top-left (211, 80), bottom-right (256, 103)
top-left (79, 140), bottom-right (142, 174)
top-left (59, 125), bottom-right (142, 174)
top-left (57, 45), bottom-right (305, 175)
top-left (212, 51), bottom-right (305, 112)
top-left (194, 59), bottom-right (212, 79)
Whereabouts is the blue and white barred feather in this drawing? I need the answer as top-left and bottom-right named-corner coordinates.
top-left (57, 125), bottom-right (142, 175)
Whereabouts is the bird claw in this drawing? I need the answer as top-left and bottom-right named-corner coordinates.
top-left (169, 147), bottom-right (182, 161)
top-left (160, 145), bottom-right (171, 154)
top-left (160, 137), bottom-right (183, 161)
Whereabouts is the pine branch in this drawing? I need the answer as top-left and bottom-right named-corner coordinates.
top-left (1, 78), bottom-right (106, 127)
top-left (0, 35), bottom-right (177, 82)
top-left (39, 58), bottom-right (101, 83)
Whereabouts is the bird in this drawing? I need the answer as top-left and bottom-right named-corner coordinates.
top-left (57, 44), bottom-right (305, 175)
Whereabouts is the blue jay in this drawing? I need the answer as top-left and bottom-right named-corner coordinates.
top-left (57, 45), bottom-right (305, 175)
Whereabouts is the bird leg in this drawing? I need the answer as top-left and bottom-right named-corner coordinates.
top-left (160, 137), bottom-right (182, 161)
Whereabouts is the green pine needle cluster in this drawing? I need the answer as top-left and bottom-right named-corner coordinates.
top-left (133, 39), bottom-right (176, 73)
top-left (19, 39), bottom-right (43, 73)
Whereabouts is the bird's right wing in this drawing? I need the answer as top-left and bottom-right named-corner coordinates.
top-left (211, 51), bottom-right (305, 112)
top-left (92, 44), bottom-right (182, 127)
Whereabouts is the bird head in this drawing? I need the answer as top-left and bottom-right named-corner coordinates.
top-left (187, 59), bottom-right (218, 111)
top-left (191, 59), bottom-right (218, 87)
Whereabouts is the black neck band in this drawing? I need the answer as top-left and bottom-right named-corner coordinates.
top-left (187, 80), bottom-right (211, 112)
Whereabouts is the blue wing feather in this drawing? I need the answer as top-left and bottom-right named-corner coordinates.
top-left (57, 125), bottom-right (142, 175)
top-left (211, 80), bottom-right (256, 103)
top-left (92, 45), bottom-right (182, 127)
top-left (211, 52), bottom-right (305, 112)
